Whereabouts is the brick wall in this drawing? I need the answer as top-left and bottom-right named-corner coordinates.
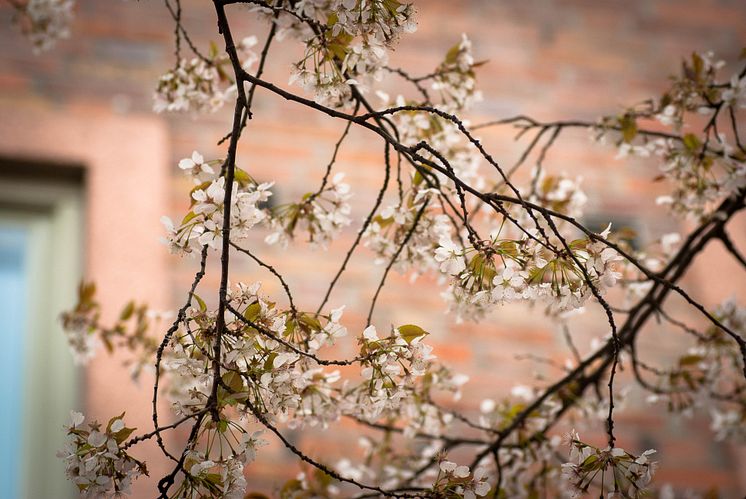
top-left (1, 0), bottom-right (745, 496)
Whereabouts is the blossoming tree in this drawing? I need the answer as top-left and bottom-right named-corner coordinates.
top-left (9, 0), bottom-right (746, 497)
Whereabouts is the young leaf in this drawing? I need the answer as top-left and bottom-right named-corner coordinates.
top-left (193, 293), bottom-right (207, 312)
top-left (397, 324), bottom-right (428, 344)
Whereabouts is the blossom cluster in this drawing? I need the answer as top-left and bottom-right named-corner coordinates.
top-left (265, 172), bottom-right (352, 248)
top-left (612, 232), bottom-right (684, 306)
top-left (382, 55), bottom-right (484, 192)
top-left (363, 191), bottom-right (452, 274)
top-left (561, 430), bottom-right (657, 498)
top-left (153, 37), bottom-right (258, 114)
top-left (11, 0), bottom-right (74, 53)
top-left (161, 151), bottom-right (273, 254)
top-left (595, 51), bottom-right (746, 220)
top-left (654, 51), bottom-right (726, 128)
top-left (357, 36), bottom-right (492, 285)
top-left (479, 385), bottom-right (560, 441)
top-left (342, 323), bottom-right (436, 421)
top-left (436, 225), bottom-right (622, 321)
top-left (400, 109), bottom-right (485, 190)
top-left (163, 150), bottom-right (357, 253)
top-left (60, 281), bottom-right (159, 372)
top-left (432, 460), bottom-right (491, 499)
top-left (60, 274), bottom-right (475, 493)
top-left (650, 134), bottom-right (744, 220)
top-left (529, 173), bottom-right (588, 219)
top-left (498, 436), bottom-right (565, 497)
top-left (357, 33), bottom-right (487, 284)
top-left (250, 0), bottom-right (416, 107)
top-left (153, 57), bottom-right (225, 114)
top-left (646, 299), bottom-right (746, 442)
top-left (172, 429), bottom-right (267, 499)
top-left (160, 281), bottom-right (469, 493)
top-left (59, 282), bottom-right (100, 365)
top-left (57, 412), bottom-right (146, 498)
top-left (432, 34), bottom-right (483, 111)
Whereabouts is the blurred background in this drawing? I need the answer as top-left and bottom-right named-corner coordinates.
top-left (1, 0), bottom-right (745, 497)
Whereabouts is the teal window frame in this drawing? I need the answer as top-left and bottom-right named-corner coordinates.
top-left (0, 174), bottom-right (83, 499)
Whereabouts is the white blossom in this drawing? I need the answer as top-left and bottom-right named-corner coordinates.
top-left (13, 0), bottom-right (74, 53)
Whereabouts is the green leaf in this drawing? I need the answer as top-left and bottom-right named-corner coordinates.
top-left (373, 214), bottom-right (394, 228)
top-left (79, 281), bottom-right (97, 305)
top-left (528, 266), bottom-right (548, 285)
top-left (505, 403), bottom-right (526, 419)
top-left (581, 453), bottom-right (599, 467)
top-left (114, 427), bottom-right (135, 444)
top-left (619, 114), bottom-right (637, 143)
top-left (119, 301), bottom-right (135, 321)
top-left (234, 167), bottom-right (256, 186)
top-left (280, 479), bottom-right (304, 497)
top-left (264, 352), bottom-right (278, 371)
top-left (541, 176), bottom-right (557, 195)
top-left (679, 354), bottom-right (703, 366)
top-left (569, 238), bottom-right (587, 250)
top-left (222, 371), bottom-right (245, 394)
top-left (397, 324), bottom-right (428, 344)
top-left (413, 169), bottom-right (424, 186)
top-left (691, 52), bottom-right (703, 78)
top-left (180, 210), bottom-right (198, 225)
top-left (283, 318), bottom-right (296, 337)
top-left (215, 63), bottom-right (233, 84)
top-left (682, 133), bottom-right (701, 152)
top-left (496, 240), bottom-right (519, 258)
top-left (193, 293), bottom-right (207, 312)
top-left (299, 313), bottom-right (322, 332)
top-left (313, 466), bottom-right (336, 486)
top-left (218, 371), bottom-right (246, 407)
top-left (325, 32), bottom-right (353, 62)
top-left (326, 12), bottom-right (339, 27)
top-left (382, 0), bottom-right (403, 16)
top-left (444, 42), bottom-right (462, 65)
top-left (244, 301), bottom-right (262, 322)
top-left (204, 472), bottom-right (223, 485)
top-left (102, 334), bottom-right (114, 354)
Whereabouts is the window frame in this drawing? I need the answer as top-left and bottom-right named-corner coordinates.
top-left (0, 176), bottom-right (84, 499)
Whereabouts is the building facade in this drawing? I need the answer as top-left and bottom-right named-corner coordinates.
top-left (1, 0), bottom-right (745, 496)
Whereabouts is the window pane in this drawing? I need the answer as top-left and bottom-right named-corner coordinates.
top-left (0, 225), bottom-right (28, 499)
